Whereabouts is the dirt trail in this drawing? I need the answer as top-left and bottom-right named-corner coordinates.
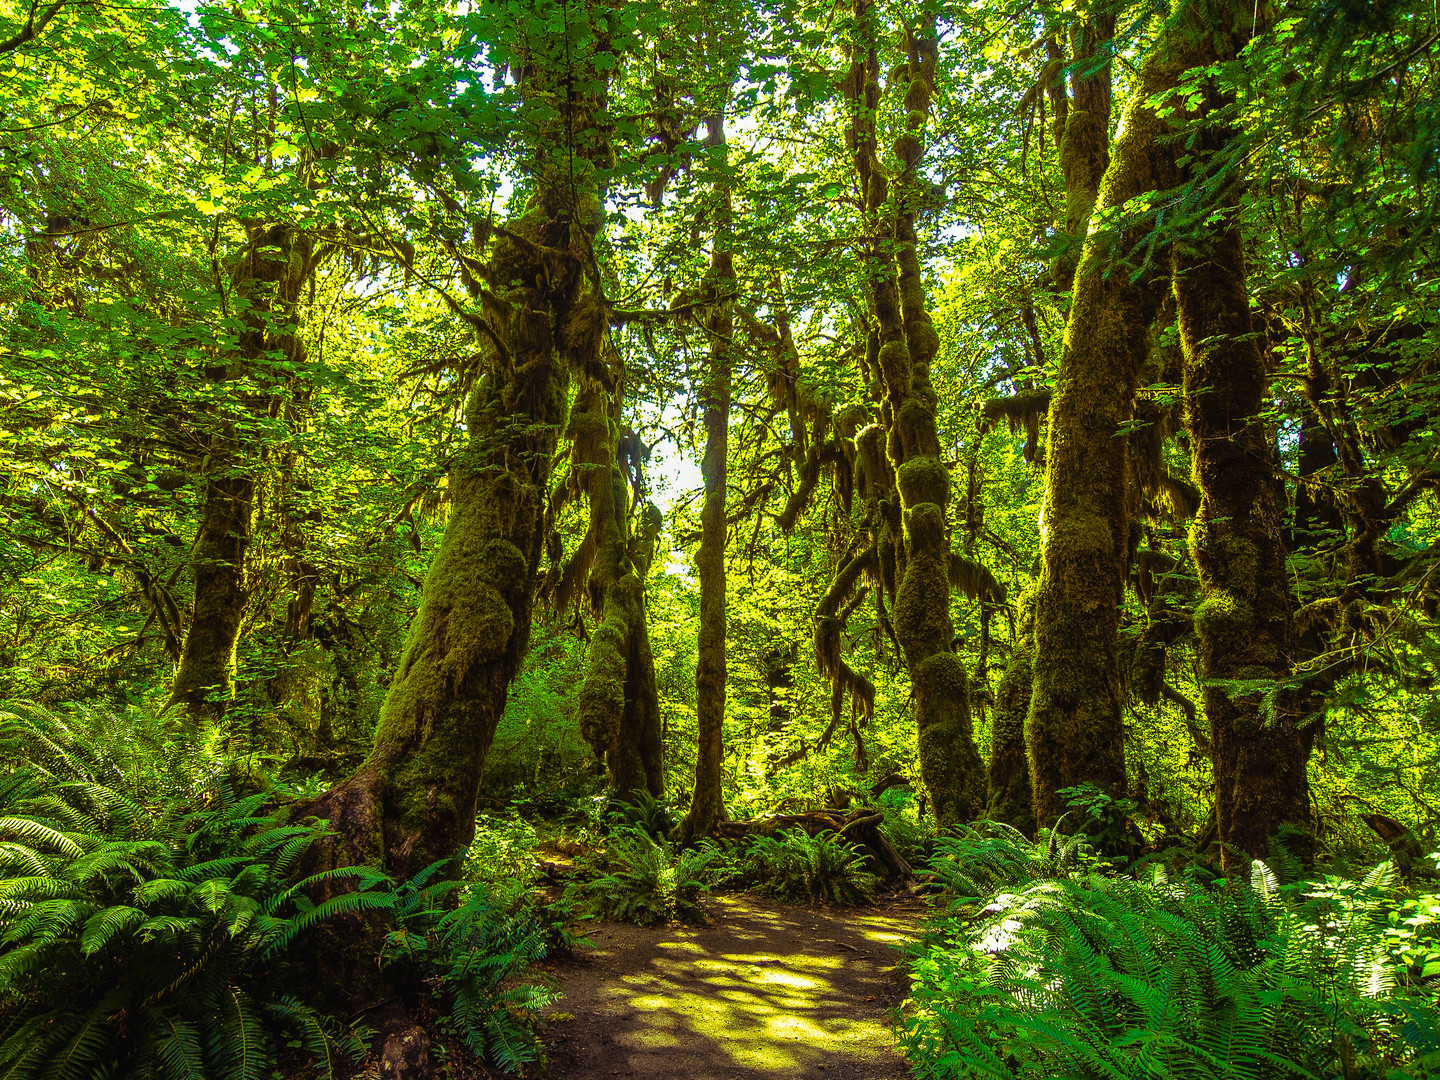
top-left (538, 894), bottom-right (922, 1080)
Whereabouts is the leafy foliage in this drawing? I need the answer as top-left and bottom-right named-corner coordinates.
top-left (0, 710), bottom-right (370, 1079)
top-left (382, 864), bottom-right (561, 1074)
top-left (903, 831), bottom-right (1440, 1080)
top-left (0, 707), bottom-right (567, 1078)
top-left (570, 826), bottom-right (716, 926)
top-left (742, 829), bottom-right (876, 906)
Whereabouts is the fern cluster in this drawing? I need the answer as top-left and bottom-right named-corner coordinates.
top-left (902, 828), bottom-right (1440, 1080)
top-left (0, 710), bottom-right (373, 1079)
top-left (742, 828), bottom-right (877, 906)
top-left (0, 706), bottom-right (567, 1078)
top-left (570, 826), bottom-right (716, 926)
top-left (382, 865), bottom-right (561, 1074)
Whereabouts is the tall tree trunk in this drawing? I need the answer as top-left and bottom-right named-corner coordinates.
top-left (169, 224), bottom-right (319, 719)
top-left (1172, 16), bottom-right (1311, 860)
top-left (1026, 38), bottom-right (1186, 827)
top-left (839, 4), bottom-right (985, 826)
top-left (294, 16), bottom-right (613, 1070)
top-left (565, 380), bottom-right (665, 801)
top-left (677, 98), bottom-right (733, 842)
top-left (987, 604), bottom-right (1036, 836)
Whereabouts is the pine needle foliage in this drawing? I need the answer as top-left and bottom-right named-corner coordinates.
top-left (743, 829), bottom-right (877, 906)
top-left (902, 830), bottom-right (1440, 1080)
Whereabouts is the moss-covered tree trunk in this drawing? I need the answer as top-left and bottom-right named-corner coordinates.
top-left (294, 21), bottom-right (612, 1071)
top-left (566, 380), bottom-right (665, 801)
top-left (987, 601), bottom-right (1036, 835)
top-left (1177, 228), bottom-right (1310, 862)
top-left (1173, 44), bottom-right (1311, 858)
top-left (838, 6), bottom-right (984, 826)
top-left (1026, 40), bottom-right (1186, 827)
top-left (677, 99), bottom-right (733, 843)
top-left (169, 224), bottom-right (320, 719)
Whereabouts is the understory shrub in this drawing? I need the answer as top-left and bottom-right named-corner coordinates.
top-left (744, 828), bottom-right (876, 905)
top-left (383, 865), bottom-right (561, 1073)
top-left (902, 825), bottom-right (1440, 1080)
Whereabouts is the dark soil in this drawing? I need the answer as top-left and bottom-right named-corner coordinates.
top-left (536, 893), bottom-right (923, 1079)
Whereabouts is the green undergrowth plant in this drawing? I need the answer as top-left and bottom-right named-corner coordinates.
top-left (606, 789), bottom-right (677, 842)
top-left (0, 706), bottom-right (565, 1078)
top-left (383, 864), bottom-right (561, 1074)
top-left (0, 710), bottom-right (374, 1079)
top-left (902, 826), bottom-right (1440, 1080)
top-left (743, 828), bottom-right (876, 905)
top-left (569, 825), bottom-right (716, 926)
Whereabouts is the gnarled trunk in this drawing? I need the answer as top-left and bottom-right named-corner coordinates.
top-left (293, 21), bottom-right (613, 1070)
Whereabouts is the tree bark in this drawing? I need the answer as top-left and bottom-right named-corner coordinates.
top-left (565, 380), bottom-right (665, 802)
top-left (677, 98), bottom-right (734, 843)
top-left (169, 224), bottom-right (320, 719)
top-left (1027, 37), bottom-right (1186, 827)
top-left (1171, 32), bottom-right (1312, 858)
top-left (827, 4), bottom-right (988, 826)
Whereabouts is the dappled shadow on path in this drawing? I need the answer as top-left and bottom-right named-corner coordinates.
top-left (539, 894), bottom-right (918, 1080)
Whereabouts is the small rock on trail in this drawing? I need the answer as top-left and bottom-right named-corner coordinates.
top-left (538, 894), bottom-right (921, 1080)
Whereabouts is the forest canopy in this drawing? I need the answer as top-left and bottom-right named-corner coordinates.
top-left (3, 0), bottom-right (1440, 1075)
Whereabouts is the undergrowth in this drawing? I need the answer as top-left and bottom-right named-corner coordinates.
top-left (901, 822), bottom-right (1440, 1080)
top-left (569, 825), bottom-right (716, 926)
top-left (743, 828), bottom-right (877, 905)
top-left (0, 705), bottom-right (563, 1078)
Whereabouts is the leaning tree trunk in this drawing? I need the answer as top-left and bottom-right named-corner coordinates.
top-left (1026, 33), bottom-right (1189, 827)
top-left (294, 20), bottom-right (613, 1072)
top-left (169, 224), bottom-right (321, 719)
top-left (677, 95), bottom-right (734, 843)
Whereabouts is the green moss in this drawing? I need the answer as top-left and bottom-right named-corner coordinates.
top-left (987, 643), bottom-right (1035, 835)
top-left (893, 133), bottom-right (922, 166)
top-left (914, 651), bottom-right (984, 826)
top-left (893, 506), bottom-right (949, 662)
top-left (904, 79), bottom-right (931, 113)
top-left (1193, 592), bottom-right (1254, 655)
top-left (905, 109), bottom-right (925, 131)
top-left (876, 341), bottom-right (910, 393)
top-left (578, 593), bottom-right (629, 753)
top-left (896, 455), bottom-right (949, 509)
top-left (894, 397), bottom-right (940, 461)
top-left (867, 171), bottom-right (889, 211)
top-left (907, 320), bottom-right (940, 366)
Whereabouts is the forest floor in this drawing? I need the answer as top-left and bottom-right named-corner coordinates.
top-left (534, 893), bottom-right (924, 1080)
